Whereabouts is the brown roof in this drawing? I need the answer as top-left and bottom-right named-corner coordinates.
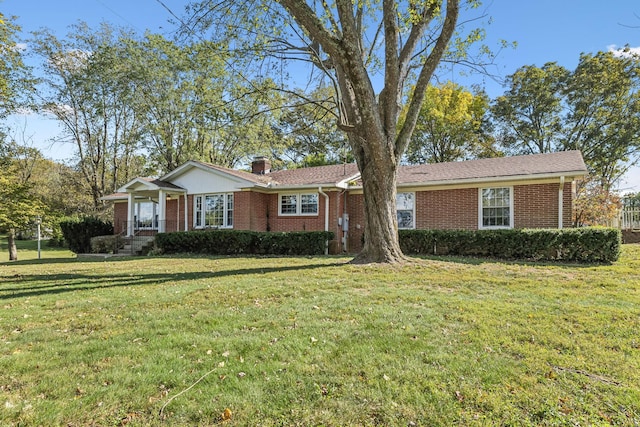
top-left (140, 177), bottom-right (185, 190)
top-left (269, 163), bottom-right (360, 186)
top-left (396, 151), bottom-right (587, 185)
top-left (188, 152), bottom-right (586, 188)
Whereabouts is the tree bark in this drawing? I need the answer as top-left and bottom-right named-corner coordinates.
top-left (351, 145), bottom-right (407, 264)
top-left (8, 229), bottom-right (18, 261)
top-left (276, 0), bottom-right (460, 263)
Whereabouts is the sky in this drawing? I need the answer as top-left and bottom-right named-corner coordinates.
top-left (2, 0), bottom-right (640, 192)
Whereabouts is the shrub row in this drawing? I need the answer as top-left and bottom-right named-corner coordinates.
top-left (399, 228), bottom-right (621, 263)
top-left (90, 235), bottom-right (124, 254)
top-left (60, 217), bottom-right (114, 254)
top-left (155, 230), bottom-right (334, 256)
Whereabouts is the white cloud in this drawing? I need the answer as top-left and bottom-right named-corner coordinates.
top-left (607, 45), bottom-right (640, 58)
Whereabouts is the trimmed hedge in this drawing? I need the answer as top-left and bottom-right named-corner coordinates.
top-left (90, 235), bottom-right (124, 254)
top-left (60, 217), bottom-right (114, 254)
top-left (399, 228), bottom-right (621, 263)
top-left (155, 230), bottom-right (334, 256)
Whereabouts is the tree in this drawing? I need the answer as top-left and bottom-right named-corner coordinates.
top-left (491, 63), bottom-right (568, 155)
top-left (405, 82), bottom-right (496, 164)
top-left (491, 53), bottom-right (640, 191)
top-left (572, 176), bottom-right (622, 227)
top-left (190, 0), bottom-right (481, 263)
top-left (31, 23), bottom-right (145, 210)
top-left (0, 145), bottom-right (45, 261)
top-left (275, 86), bottom-right (351, 168)
top-left (126, 34), bottom-right (284, 174)
top-left (0, 12), bottom-right (34, 118)
top-left (562, 51), bottom-right (640, 190)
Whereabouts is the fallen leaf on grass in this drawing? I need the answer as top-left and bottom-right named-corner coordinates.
top-left (222, 407), bottom-right (232, 421)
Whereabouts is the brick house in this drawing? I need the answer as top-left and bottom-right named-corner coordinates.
top-left (103, 151), bottom-right (588, 253)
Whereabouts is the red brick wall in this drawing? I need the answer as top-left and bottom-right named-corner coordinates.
top-left (114, 202), bottom-right (128, 234)
top-left (416, 188), bottom-right (478, 230)
top-left (267, 193), bottom-right (326, 232)
top-left (112, 181), bottom-right (574, 251)
top-left (345, 182), bottom-right (574, 253)
top-left (514, 182), bottom-right (572, 229)
top-left (234, 191), bottom-right (269, 231)
top-left (346, 193), bottom-right (365, 253)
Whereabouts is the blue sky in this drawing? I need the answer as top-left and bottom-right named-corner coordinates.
top-left (2, 0), bottom-right (640, 191)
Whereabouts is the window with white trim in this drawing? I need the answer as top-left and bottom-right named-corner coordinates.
top-left (279, 193), bottom-right (319, 215)
top-left (396, 192), bottom-right (415, 229)
top-left (194, 193), bottom-right (234, 228)
top-left (135, 201), bottom-right (158, 229)
top-left (480, 187), bottom-right (513, 228)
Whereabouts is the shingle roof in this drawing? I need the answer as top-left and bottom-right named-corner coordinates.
top-left (396, 151), bottom-right (587, 185)
top-left (269, 163), bottom-right (360, 186)
top-left (190, 151), bottom-right (586, 188)
top-left (140, 177), bottom-right (185, 190)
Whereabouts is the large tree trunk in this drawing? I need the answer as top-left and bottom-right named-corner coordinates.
top-left (352, 152), bottom-right (407, 264)
top-left (8, 229), bottom-right (18, 261)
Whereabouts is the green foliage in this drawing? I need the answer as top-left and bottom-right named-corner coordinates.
top-left (399, 228), bottom-right (621, 263)
top-left (59, 217), bottom-right (114, 254)
top-left (406, 82), bottom-right (497, 163)
top-left (0, 12), bottom-right (35, 117)
top-left (89, 234), bottom-right (123, 254)
top-left (562, 51), bottom-right (640, 189)
top-left (155, 230), bottom-right (334, 256)
top-left (30, 23), bottom-right (146, 207)
top-left (492, 52), bottom-right (640, 189)
top-left (492, 63), bottom-right (568, 155)
top-left (0, 174), bottom-right (43, 233)
top-left (253, 231), bottom-right (333, 255)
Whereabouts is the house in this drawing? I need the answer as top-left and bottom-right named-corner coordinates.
top-left (103, 151), bottom-right (588, 253)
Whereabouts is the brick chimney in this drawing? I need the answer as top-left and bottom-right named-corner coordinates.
top-left (251, 156), bottom-right (271, 175)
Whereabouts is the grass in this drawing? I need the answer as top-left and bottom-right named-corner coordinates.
top-left (0, 239), bottom-right (639, 426)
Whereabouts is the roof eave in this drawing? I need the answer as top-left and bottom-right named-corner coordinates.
top-left (393, 171), bottom-right (588, 189)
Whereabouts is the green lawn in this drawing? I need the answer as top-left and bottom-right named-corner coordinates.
top-left (0, 240), bottom-right (639, 426)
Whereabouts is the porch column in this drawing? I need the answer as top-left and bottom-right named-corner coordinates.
top-left (158, 190), bottom-right (167, 233)
top-left (127, 192), bottom-right (135, 236)
top-left (558, 176), bottom-right (565, 229)
top-left (184, 192), bottom-right (189, 231)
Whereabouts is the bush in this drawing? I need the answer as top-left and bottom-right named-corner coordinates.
top-left (155, 230), bottom-right (334, 256)
top-left (399, 228), bottom-right (621, 263)
top-left (90, 235), bottom-right (123, 254)
top-left (59, 217), bottom-right (114, 254)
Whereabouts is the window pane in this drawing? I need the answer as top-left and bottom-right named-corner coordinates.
top-left (301, 194), bottom-right (318, 214)
top-left (281, 195), bottom-right (297, 214)
top-left (396, 193), bottom-right (414, 210)
top-left (137, 202), bottom-right (156, 228)
top-left (226, 194), bottom-right (233, 227)
top-left (205, 195), bottom-right (224, 227)
top-left (195, 196), bottom-right (203, 227)
top-left (397, 210), bottom-right (413, 229)
top-left (481, 188), bottom-right (511, 228)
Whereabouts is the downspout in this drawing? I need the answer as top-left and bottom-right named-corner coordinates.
top-left (558, 176), bottom-right (565, 229)
top-left (319, 186), bottom-right (329, 255)
top-left (184, 191), bottom-right (189, 232)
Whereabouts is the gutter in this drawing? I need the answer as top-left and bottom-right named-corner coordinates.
top-left (318, 186), bottom-right (329, 255)
top-left (558, 176), bottom-right (565, 229)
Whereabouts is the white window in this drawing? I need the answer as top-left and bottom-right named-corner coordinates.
top-left (279, 193), bottom-right (319, 216)
top-left (135, 201), bottom-right (158, 229)
top-left (396, 192), bottom-right (415, 229)
top-left (194, 193), bottom-right (234, 228)
top-left (479, 187), bottom-right (513, 228)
